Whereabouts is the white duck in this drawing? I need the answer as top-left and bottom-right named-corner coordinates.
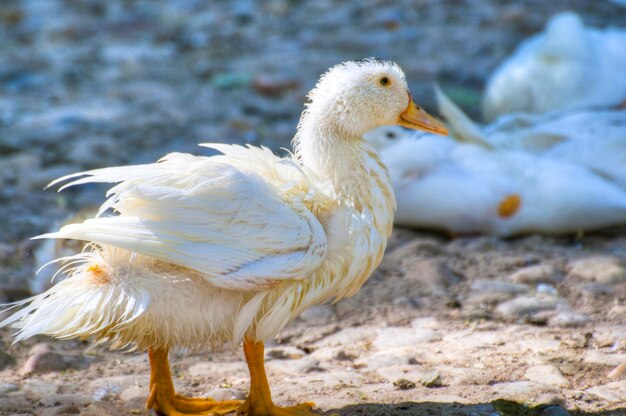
top-left (483, 11), bottom-right (626, 122)
top-left (442, 87), bottom-right (626, 190)
top-left (365, 124), bottom-right (626, 237)
top-left (1, 60), bottom-right (447, 416)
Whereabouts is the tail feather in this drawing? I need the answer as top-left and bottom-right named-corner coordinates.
top-left (0, 247), bottom-right (150, 348)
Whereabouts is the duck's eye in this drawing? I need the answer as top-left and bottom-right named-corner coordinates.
top-left (379, 76), bottom-right (390, 86)
top-left (385, 131), bottom-right (396, 139)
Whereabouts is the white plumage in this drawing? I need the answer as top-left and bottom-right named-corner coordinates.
top-left (483, 11), bottom-right (626, 121)
top-left (364, 93), bottom-right (626, 237)
top-left (1, 60), bottom-right (448, 415)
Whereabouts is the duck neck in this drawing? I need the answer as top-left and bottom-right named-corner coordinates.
top-left (293, 109), bottom-right (395, 234)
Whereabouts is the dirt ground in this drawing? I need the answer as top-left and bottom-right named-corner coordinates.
top-left (1, 0), bottom-right (626, 415)
top-left (2, 228), bottom-right (626, 415)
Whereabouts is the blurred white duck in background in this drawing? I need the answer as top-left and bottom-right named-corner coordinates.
top-left (483, 11), bottom-right (626, 122)
top-left (1, 60), bottom-right (448, 416)
top-left (441, 87), bottom-right (626, 190)
top-left (365, 122), bottom-right (626, 237)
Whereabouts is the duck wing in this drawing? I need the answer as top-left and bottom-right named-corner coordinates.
top-left (40, 145), bottom-right (328, 291)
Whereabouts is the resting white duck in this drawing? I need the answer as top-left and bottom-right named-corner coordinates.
top-left (0, 60), bottom-right (447, 416)
top-left (364, 125), bottom-right (626, 237)
top-left (483, 11), bottom-right (626, 122)
top-left (442, 87), bottom-right (626, 190)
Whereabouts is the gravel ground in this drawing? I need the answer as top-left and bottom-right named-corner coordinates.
top-left (1, 1), bottom-right (626, 415)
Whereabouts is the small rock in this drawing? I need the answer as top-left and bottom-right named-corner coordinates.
top-left (548, 311), bottom-right (590, 327)
top-left (265, 346), bottom-right (305, 360)
top-left (579, 282), bottom-right (613, 296)
top-left (536, 283), bottom-right (558, 296)
top-left (509, 264), bottom-right (563, 285)
top-left (393, 378), bottom-right (415, 390)
top-left (492, 381), bottom-right (553, 400)
top-left (119, 386), bottom-right (147, 402)
top-left (356, 347), bottom-right (418, 370)
top-left (471, 279), bottom-right (529, 295)
top-left (383, 239), bottom-right (444, 267)
top-left (35, 405), bottom-right (81, 416)
top-left (585, 351), bottom-right (626, 367)
top-left (587, 379), bottom-right (626, 403)
top-left (419, 371), bottom-right (442, 387)
top-left (205, 388), bottom-right (246, 401)
top-left (266, 356), bottom-right (321, 375)
top-left (525, 365), bottom-right (568, 387)
top-left (568, 256), bottom-right (626, 284)
top-left (495, 295), bottom-right (566, 321)
top-left (21, 350), bottom-right (89, 375)
top-left (23, 380), bottom-right (60, 397)
top-left (372, 327), bottom-right (441, 349)
top-left (404, 259), bottom-right (461, 291)
top-left (0, 382), bottom-right (19, 396)
top-left (89, 375), bottom-right (147, 401)
top-left (534, 393), bottom-right (565, 407)
top-left (607, 362), bottom-right (626, 380)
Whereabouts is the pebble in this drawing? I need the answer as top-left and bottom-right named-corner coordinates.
top-left (0, 383), bottom-right (19, 398)
top-left (492, 380), bottom-right (554, 401)
top-left (584, 351), bottom-right (626, 367)
top-left (587, 380), bottom-right (626, 403)
top-left (23, 380), bottom-right (60, 397)
top-left (119, 386), bottom-right (147, 402)
top-left (534, 393), bottom-right (566, 406)
top-left (88, 375), bottom-right (147, 401)
top-left (376, 365), bottom-right (441, 387)
top-left (355, 348), bottom-right (414, 370)
top-left (266, 356), bottom-right (321, 375)
top-left (20, 348), bottom-right (89, 375)
top-left (372, 327), bottom-right (441, 349)
top-left (568, 256), bottom-right (626, 284)
top-left (403, 259), bottom-right (461, 291)
top-left (495, 295), bottom-right (566, 321)
top-left (508, 264), bottom-right (563, 285)
top-left (205, 387), bottom-right (246, 401)
top-left (393, 378), bottom-right (416, 390)
top-left (470, 279), bottom-right (530, 295)
top-left (548, 311), bottom-right (591, 327)
top-left (265, 346), bottom-right (305, 360)
top-left (418, 370), bottom-right (442, 387)
top-left (524, 365), bottom-right (568, 387)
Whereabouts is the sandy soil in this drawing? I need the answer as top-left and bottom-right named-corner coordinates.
top-left (2, 228), bottom-right (626, 415)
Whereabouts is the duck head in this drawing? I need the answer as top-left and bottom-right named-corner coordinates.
top-left (299, 59), bottom-right (448, 140)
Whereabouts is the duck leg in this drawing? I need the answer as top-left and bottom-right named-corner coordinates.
top-left (237, 338), bottom-right (316, 416)
top-left (146, 348), bottom-right (242, 415)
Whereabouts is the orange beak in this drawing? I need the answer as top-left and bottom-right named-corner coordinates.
top-left (397, 94), bottom-right (448, 136)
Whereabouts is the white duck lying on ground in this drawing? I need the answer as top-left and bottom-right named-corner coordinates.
top-left (364, 125), bottom-right (626, 237)
top-left (1, 60), bottom-right (448, 416)
top-left (483, 11), bottom-right (626, 122)
top-left (441, 87), bottom-right (626, 190)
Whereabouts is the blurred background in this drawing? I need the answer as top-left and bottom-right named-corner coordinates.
top-left (1, 2), bottom-right (626, 414)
